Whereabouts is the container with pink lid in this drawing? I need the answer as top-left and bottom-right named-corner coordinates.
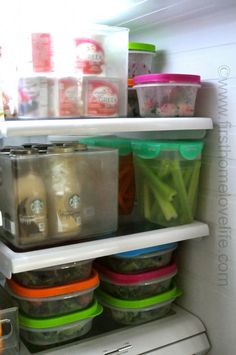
top-left (134, 73), bottom-right (201, 117)
top-left (95, 262), bottom-right (177, 300)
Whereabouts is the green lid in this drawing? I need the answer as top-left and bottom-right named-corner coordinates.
top-left (80, 136), bottom-right (132, 156)
top-left (129, 42), bottom-right (156, 52)
top-left (97, 286), bottom-right (182, 309)
top-left (131, 140), bottom-right (204, 160)
top-left (19, 299), bottom-right (103, 329)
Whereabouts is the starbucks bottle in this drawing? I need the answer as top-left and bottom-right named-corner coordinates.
top-left (11, 148), bottom-right (48, 245)
top-left (46, 144), bottom-right (82, 238)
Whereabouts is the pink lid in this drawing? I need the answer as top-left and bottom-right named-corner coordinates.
top-left (95, 262), bottom-right (177, 284)
top-left (134, 73), bottom-right (201, 85)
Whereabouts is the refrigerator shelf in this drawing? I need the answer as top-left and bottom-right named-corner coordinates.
top-left (0, 117), bottom-right (213, 138)
top-left (0, 221), bottom-right (209, 278)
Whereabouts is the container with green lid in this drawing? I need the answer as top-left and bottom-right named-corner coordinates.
top-left (128, 42), bottom-right (156, 78)
top-left (131, 140), bottom-right (204, 227)
top-left (19, 299), bottom-right (103, 346)
top-left (80, 136), bottom-right (135, 215)
top-left (97, 285), bottom-right (181, 325)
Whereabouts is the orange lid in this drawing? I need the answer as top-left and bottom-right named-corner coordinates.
top-left (128, 78), bottom-right (134, 87)
top-left (7, 269), bottom-right (99, 298)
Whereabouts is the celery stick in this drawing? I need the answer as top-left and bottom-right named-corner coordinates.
top-left (183, 167), bottom-right (193, 189)
top-left (143, 180), bottom-right (152, 220)
top-left (188, 160), bottom-right (201, 210)
top-left (170, 160), bottom-right (192, 223)
top-left (136, 158), bottom-right (176, 202)
top-left (149, 183), bottom-right (178, 221)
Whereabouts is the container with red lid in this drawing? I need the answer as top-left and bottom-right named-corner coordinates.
top-left (6, 270), bottom-right (99, 318)
top-left (95, 262), bottom-right (177, 300)
top-left (134, 73), bottom-right (201, 117)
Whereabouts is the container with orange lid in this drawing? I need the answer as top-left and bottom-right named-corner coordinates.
top-left (6, 270), bottom-right (99, 319)
top-left (128, 78), bottom-right (139, 117)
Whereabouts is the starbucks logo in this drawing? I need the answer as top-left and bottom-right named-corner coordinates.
top-left (69, 194), bottom-right (80, 209)
top-left (31, 199), bottom-right (44, 214)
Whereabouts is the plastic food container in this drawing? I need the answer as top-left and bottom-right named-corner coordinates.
top-left (134, 73), bottom-right (201, 117)
top-left (132, 140), bottom-right (204, 227)
top-left (96, 262), bottom-right (177, 300)
top-left (80, 136), bottom-right (135, 215)
top-left (13, 259), bottom-right (94, 288)
top-left (0, 285), bottom-right (19, 354)
top-left (100, 243), bottom-right (177, 273)
top-left (19, 299), bottom-right (103, 346)
top-left (6, 270), bottom-right (99, 318)
top-left (0, 145), bottom-right (118, 249)
top-left (97, 285), bottom-right (181, 325)
top-left (128, 78), bottom-right (139, 117)
top-left (128, 42), bottom-right (156, 77)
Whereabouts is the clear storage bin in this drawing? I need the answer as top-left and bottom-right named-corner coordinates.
top-left (0, 145), bottom-right (118, 249)
top-left (134, 73), bottom-right (201, 117)
top-left (132, 140), bottom-right (204, 227)
top-left (96, 262), bottom-right (177, 300)
top-left (101, 243), bottom-right (177, 273)
top-left (19, 299), bottom-right (102, 346)
top-left (97, 286), bottom-right (181, 325)
top-left (0, 285), bottom-right (19, 354)
top-left (13, 259), bottom-right (94, 288)
top-left (7, 270), bottom-right (99, 318)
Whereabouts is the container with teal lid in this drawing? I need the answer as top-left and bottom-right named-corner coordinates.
top-left (128, 42), bottom-right (156, 77)
top-left (80, 136), bottom-right (135, 215)
top-left (131, 140), bottom-right (204, 227)
top-left (97, 285), bottom-right (181, 325)
top-left (19, 299), bottom-right (103, 346)
top-left (100, 242), bottom-right (177, 274)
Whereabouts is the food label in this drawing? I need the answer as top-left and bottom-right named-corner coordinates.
top-left (69, 194), bottom-right (80, 209)
top-left (18, 197), bottom-right (47, 237)
top-left (75, 38), bottom-right (104, 74)
top-left (58, 77), bottom-right (80, 117)
top-left (31, 33), bottom-right (53, 72)
top-left (86, 80), bottom-right (119, 116)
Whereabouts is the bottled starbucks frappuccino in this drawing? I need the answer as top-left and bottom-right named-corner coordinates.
top-left (46, 145), bottom-right (82, 238)
top-left (11, 148), bottom-right (48, 244)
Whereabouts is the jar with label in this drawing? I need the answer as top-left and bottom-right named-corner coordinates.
top-left (11, 148), bottom-right (48, 244)
top-left (46, 145), bottom-right (82, 238)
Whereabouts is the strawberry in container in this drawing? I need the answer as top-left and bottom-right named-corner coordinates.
top-left (83, 78), bottom-right (119, 117)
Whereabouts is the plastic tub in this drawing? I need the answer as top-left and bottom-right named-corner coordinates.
top-left (13, 259), bottom-right (94, 288)
top-left (96, 262), bottom-right (177, 300)
top-left (132, 140), bottom-right (204, 227)
top-left (128, 78), bottom-right (139, 117)
top-left (101, 243), bottom-right (177, 273)
top-left (134, 73), bottom-right (201, 117)
top-left (19, 299), bottom-right (102, 346)
top-left (6, 270), bottom-right (99, 318)
top-left (128, 42), bottom-right (156, 77)
top-left (80, 136), bottom-right (135, 215)
top-left (97, 286), bottom-right (181, 325)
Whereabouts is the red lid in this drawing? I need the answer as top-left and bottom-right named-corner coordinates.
top-left (128, 78), bottom-right (134, 87)
top-left (95, 262), bottom-right (177, 284)
top-left (134, 73), bottom-right (201, 85)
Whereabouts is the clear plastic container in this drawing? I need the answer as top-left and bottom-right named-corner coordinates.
top-left (128, 42), bottom-right (156, 77)
top-left (19, 299), bottom-right (103, 346)
top-left (97, 286), bottom-right (181, 325)
top-left (101, 243), bottom-right (177, 273)
top-left (13, 259), bottom-right (94, 288)
top-left (0, 285), bottom-right (19, 354)
top-left (134, 73), bottom-right (201, 117)
top-left (0, 145), bottom-right (118, 249)
top-left (96, 262), bottom-right (177, 300)
top-left (132, 140), bottom-right (204, 227)
top-left (6, 270), bottom-right (99, 318)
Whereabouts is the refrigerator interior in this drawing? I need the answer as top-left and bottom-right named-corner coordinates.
top-left (0, 0), bottom-right (236, 354)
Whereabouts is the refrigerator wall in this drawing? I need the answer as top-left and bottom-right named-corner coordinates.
top-left (127, 2), bottom-right (236, 355)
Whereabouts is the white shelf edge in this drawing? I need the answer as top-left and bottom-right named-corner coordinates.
top-left (0, 117), bottom-right (213, 137)
top-left (0, 221), bottom-right (209, 278)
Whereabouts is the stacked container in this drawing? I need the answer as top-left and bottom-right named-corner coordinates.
top-left (96, 243), bottom-right (181, 325)
top-left (0, 144), bottom-right (118, 250)
top-left (16, 25), bottom-right (128, 119)
top-left (7, 263), bottom-right (103, 346)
